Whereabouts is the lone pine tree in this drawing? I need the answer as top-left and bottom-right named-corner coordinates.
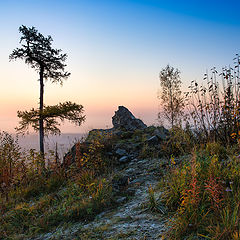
top-left (10, 25), bottom-right (85, 157)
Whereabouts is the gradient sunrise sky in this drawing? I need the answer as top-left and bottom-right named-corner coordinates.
top-left (1, 0), bottom-right (240, 133)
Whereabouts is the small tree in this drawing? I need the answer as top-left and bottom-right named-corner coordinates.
top-left (10, 26), bottom-right (85, 157)
top-left (159, 64), bottom-right (184, 128)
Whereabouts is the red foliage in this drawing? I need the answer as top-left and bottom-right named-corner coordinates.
top-left (205, 175), bottom-right (224, 210)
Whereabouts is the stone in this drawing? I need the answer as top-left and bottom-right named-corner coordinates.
top-left (129, 152), bottom-right (139, 160)
top-left (63, 106), bottom-right (157, 168)
top-left (125, 168), bottom-right (135, 174)
top-left (147, 135), bottom-right (159, 145)
top-left (114, 130), bottom-right (123, 137)
top-left (115, 196), bottom-right (127, 204)
top-left (106, 152), bottom-right (113, 157)
top-left (112, 176), bottom-right (130, 192)
top-left (115, 148), bottom-right (127, 156)
top-left (113, 176), bottom-right (130, 187)
top-left (154, 127), bottom-right (169, 140)
top-left (119, 156), bottom-right (130, 163)
top-left (112, 106), bottom-right (147, 131)
top-left (115, 142), bottom-right (131, 152)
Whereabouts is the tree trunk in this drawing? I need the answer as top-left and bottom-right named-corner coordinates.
top-left (39, 67), bottom-right (44, 159)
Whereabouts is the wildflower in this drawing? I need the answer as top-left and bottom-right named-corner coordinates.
top-left (225, 187), bottom-right (232, 192)
top-left (170, 155), bottom-right (175, 165)
top-left (205, 176), bottom-right (223, 209)
top-left (231, 132), bottom-right (237, 138)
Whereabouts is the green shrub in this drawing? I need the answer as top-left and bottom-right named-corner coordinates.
top-left (46, 172), bottom-right (65, 193)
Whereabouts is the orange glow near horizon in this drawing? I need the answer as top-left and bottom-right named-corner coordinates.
top-left (0, 104), bottom-right (159, 134)
top-left (0, 74), bottom-right (159, 133)
top-left (1, 58), bottom-right (160, 133)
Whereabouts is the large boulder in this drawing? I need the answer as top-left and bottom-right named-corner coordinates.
top-left (112, 106), bottom-right (147, 131)
top-left (63, 106), bottom-right (150, 167)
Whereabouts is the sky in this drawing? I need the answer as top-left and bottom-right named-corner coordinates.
top-left (1, 0), bottom-right (240, 134)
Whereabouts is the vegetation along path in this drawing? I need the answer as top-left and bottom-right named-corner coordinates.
top-left (33, 156), bottom-right (168, 240)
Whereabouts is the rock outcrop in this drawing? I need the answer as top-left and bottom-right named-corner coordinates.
top-left (63, 106), bottom-right (169, 167)
top-left (112, 106), bottom-right (147, 131)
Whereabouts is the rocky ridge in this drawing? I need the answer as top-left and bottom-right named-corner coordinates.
top-left (35, 106), bottom-right (170, 239)
top-left (63, 106), bottom-right (169, 167)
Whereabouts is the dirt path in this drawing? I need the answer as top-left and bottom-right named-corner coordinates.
top-left (34, 157), bottom-right (167, 240)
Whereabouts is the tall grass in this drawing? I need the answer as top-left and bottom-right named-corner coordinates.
top-left (185, 54), bottom-right (240, 144)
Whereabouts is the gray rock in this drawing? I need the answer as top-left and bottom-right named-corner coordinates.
top-left (125, 168), bottom-right (135, 174)
top-left (106, 152), bottom-right (113, 156)
top-left (115, 148), bottom-right (127, 156)
top-left (112, 176), bottom-right (130, 192)
top-left (154, 127), bottom-right (169, 140)
top-left (114, 130), bottom-right (123, 137)
top-left (147, 135), bottom-right (159, 145)
top-left (112, 106), bottom-right (147, 131)
top-left (115, 196), bottom-right (127, 204)
top-left (115, 142), bottom-right (134, 153)
top-left (119, 156), bottom-right (130, 163)
top-left (129, 152), bottom-right (139, 159)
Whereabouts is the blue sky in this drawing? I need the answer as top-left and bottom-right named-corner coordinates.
top-left (0, 0), bottom-right (240, 133)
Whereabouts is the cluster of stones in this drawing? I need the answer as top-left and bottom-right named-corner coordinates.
top-left (63, 106), bottom-right (169, 166)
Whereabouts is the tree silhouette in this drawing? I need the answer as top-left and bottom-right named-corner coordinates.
top-left (10, 25), bottom-right (85, 157)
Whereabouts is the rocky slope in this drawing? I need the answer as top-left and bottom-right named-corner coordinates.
top-left (32, 106), bottom-right (170, 240)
